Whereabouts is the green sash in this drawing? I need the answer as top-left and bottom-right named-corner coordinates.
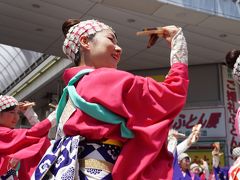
top-left (56, 69), bottom-right (134, 139)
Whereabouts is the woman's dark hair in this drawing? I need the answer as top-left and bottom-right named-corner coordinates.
top-left (1, 105), bottom-right (16, 112)
top-left (62, 19), bottom-right (81, 66)
top-left (62, 19), bottom-right (80, 38)
top-left (225, 49), bottom-right (240, 69)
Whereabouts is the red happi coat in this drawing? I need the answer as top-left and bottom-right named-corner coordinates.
top-left (0, 119), bottom-right (51, 179)
top-left (62, 62), bottom-right (189, 180)
top-left (229, 156), bottom-right (240, 180)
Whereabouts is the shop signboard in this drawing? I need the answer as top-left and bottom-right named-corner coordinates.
top-left (173, 107), bottom-right (226, 138)
top-left (222, 65), bottom-right (240, 164)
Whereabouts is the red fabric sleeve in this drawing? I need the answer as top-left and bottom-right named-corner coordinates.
top-left (0, 119), bottom-right (51, 179)
top-left (112, 63), bottom-right (189, 179)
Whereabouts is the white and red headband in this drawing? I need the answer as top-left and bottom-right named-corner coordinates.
top-left (0, 95), bottom-right (18, 112)
top-left (232, 56), bottom-right (240, 85)
top-left (63, 19), bottom-right (112, 61)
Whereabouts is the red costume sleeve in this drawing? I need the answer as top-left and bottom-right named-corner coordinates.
top-left (113, 63), bottom-right (189, 180)
top-left (0, 119), bottom-right (51, 179)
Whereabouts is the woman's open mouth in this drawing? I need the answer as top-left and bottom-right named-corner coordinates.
top-left (112, 53), bottom-right (120, 62)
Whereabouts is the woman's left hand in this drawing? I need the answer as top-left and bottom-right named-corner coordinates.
top-left (18, 101), bottom-right (35, 112)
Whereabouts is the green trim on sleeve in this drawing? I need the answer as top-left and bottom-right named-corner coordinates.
top-left (56, 69), bottom-right (134, 139)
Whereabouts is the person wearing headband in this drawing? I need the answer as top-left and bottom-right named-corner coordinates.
top-left (225, 49), bottom-right (240, 84)
top-left (168, 126), bottom-right (203, 180)
top-left (190, 161), bottom-right (210, 180)
top-left (228, 147), bottom-right (240, 179)
top-left (224, 50), bottom-right (240, 180)
top-left (0, 95), bottom-right (56, 179)
top-left (33, 19), bottom-right (189, 179)
top-left (225, 50), bottom-right (240, 137)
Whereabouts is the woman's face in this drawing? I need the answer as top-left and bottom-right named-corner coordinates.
top-left (87, 29), bottom-right (122, 69)
top-left (191, 166), bottom-right (201, 175)
top-left (0, 107), bottom-right (20, 128)
top-left (179, 157), bottom-right (191, 172)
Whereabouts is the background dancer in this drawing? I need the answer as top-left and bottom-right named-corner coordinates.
top-left (0, 95), bottom-right (56, 179)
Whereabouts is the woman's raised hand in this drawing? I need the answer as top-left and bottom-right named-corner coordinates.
top-left (161, 25), bottom-right (180, 45)
top-left (136, 25), bottom-right (180, 48)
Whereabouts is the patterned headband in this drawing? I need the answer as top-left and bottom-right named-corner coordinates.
top-left (0, 95), bottom-right (18, 112)
top-left (233, 147), bottom-right (240, 159)
top-left (232, 55), bottom-right (240, 85)
top-left (63, 19), bottom-right (112, 61)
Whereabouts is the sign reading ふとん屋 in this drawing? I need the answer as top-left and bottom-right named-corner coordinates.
top-left (173, 107), bottom-right (226, 138)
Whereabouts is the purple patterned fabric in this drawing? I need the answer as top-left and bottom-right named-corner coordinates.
top-left (32, 135), bottom-right (121, 179)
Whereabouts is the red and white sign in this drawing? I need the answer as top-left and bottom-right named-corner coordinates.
top-left (222, 65), bottom-right (240, 164)
top-left (173, 107), bottom-right (226, 138)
